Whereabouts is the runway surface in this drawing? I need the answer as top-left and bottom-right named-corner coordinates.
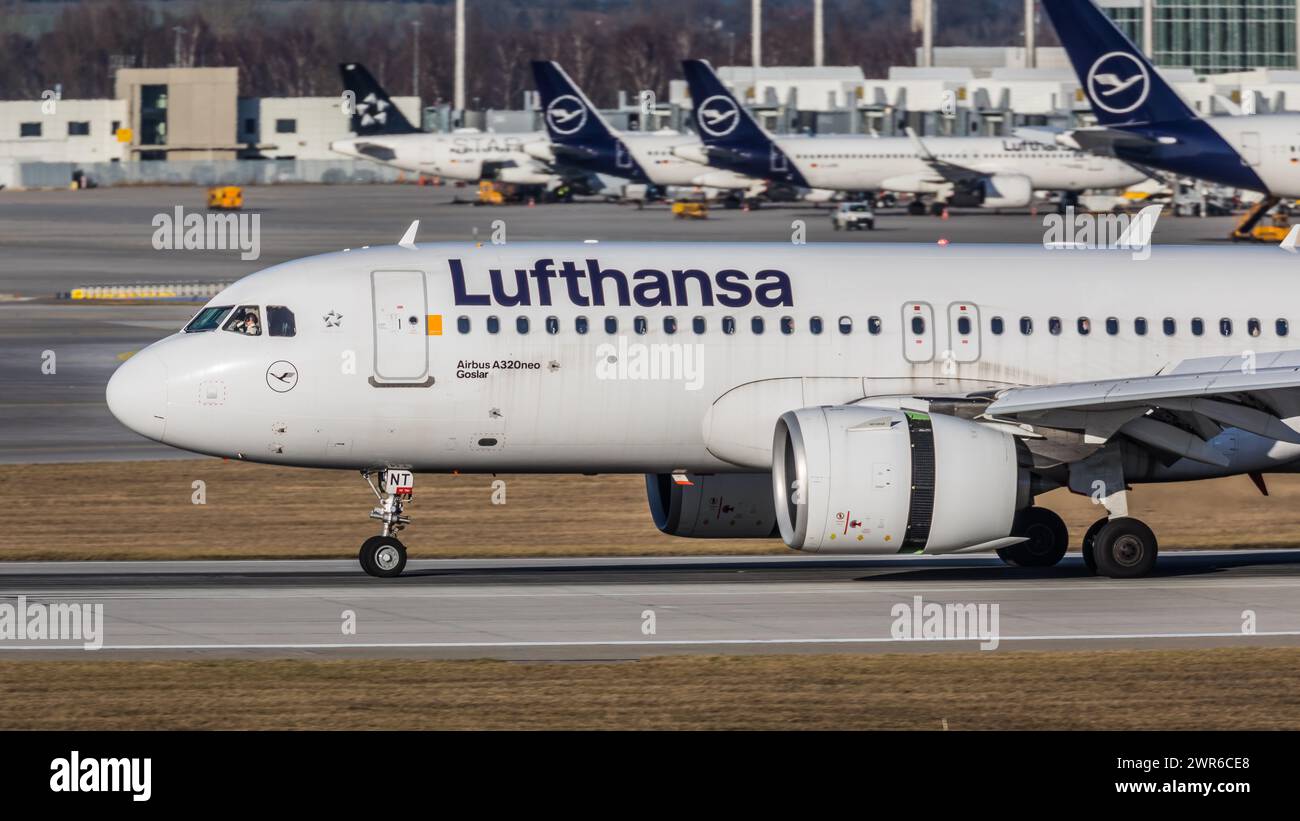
top-left (3, 551), bottom-right (1299, 659)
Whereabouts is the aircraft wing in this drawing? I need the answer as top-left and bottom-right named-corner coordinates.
top-left (982, 351), bottom-right (1300, 467)
top-left (1056, 127), bottom-right (1164, 156)
top-left (903, 127), bottom-right (986, 184)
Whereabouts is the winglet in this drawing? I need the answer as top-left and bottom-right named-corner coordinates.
top-left (903, 126), bottom-right (936, 162)
top-left (1117, 204), bottom-right (1162, 249)
top-left (399, 220), bottom-right (419, 250)
top-left (1281, 223), bottom-right (1300, 254)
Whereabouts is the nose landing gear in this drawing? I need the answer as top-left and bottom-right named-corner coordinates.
top-left (359, 468), bottom-right (414, 577)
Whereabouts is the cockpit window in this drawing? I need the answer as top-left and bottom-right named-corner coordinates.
top-left (223, 305), bottom-right (262, 336)
top-left (184, 305), bottom-right (233, 333)
top-left (267, 306), bottom-right (296, 337)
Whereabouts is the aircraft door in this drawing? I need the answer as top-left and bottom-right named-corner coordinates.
top-left (371, 270), bottom-right (431, 385)
top-left (770, 145), bottom-right (788, 174)
top-left (947, 301), bottom-right (980, 363)
top-left (902, 301), bottom-right (935, 363)
top-left (1241, 131), bottom-right (1261, 166)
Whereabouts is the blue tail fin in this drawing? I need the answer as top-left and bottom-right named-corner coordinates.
top-left (531, 60), bottom-right (616, 144)
top-left (1040, 0), bottom-right (1196, 126)
top-left (339, 62), bottom-right (419, 135)
top-left (681, 59), bottom-right (772, 149)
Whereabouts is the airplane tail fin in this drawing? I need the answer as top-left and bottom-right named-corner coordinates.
top-left (339, 62), bottom-right (419, 135)
top-left (681, 59), bottom-right (772, 149)
top-left (531, 60), bottom-right (616, 144)
top-left (1040, 0), bottom-right (1196, 126)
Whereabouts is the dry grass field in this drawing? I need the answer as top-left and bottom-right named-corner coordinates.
top-left (1, 648), bottom-right (1298, 729)
top-left (2, 459), bottom-right (1300, 560)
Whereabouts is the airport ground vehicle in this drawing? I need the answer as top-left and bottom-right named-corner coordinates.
top-left (831, 202), bottom-right (875, 230)
top-left (207, 186), bottom-right (243, 210)
top-left (672, 200), bottom-right (709, 219)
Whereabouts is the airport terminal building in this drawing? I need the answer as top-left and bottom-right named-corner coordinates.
top-left (6, 0), bottom-right (1300, 189)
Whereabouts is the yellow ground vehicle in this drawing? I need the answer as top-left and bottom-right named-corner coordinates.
top-left (207, 186), bottom-right (243, 210)
top-left (672, 200), bottom-right (708, 219)
top-left (478, 181), bottom-right (506, 205)
top-left (1233, 200), bottom-right (1292, 242)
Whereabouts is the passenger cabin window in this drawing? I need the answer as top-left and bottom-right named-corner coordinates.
top-left (516, 316), bottom-right (529, 334)
top-left (1248, 318), bottom-right (1261, 337)
top-left (1220, 318), bottom-right (1233, 336)
top-left (752, 316), bottom-right (765, 334)
top-left (1077, 317), bottom-right (1091, 335)
top-left (1134, 317), bottom-right (1148, 336)
top-left (605, 316), bottom-right (618, 334)
top-left (184, 305), bottom-right (232, 333)
top-left (575, 316), bottom-right (589, 334)
top-left (1048, 317), bottom-right (1062, 336)
top-left (838, 316), bottom-right (853, 334)
top-left (1106, 317), bottom-right (1119, 335)
top-left (722, 316), bottom-right (736, 335)
top-left (546, 316), bottom-right (560, 334)
top-left (1191, 317), bottom-right (1204, 336)
top-left (266, 306), bottom-right (295, 336)
top-left (634, 316), bottom-right (648, 335)
top-left (487, 315), bottom-right (500, 334)
top-left (781, 316), bottom-right (795, 335)
top-left (1278, 318), bottom-right (1290, 337)
top-left (457, 316), bottom-right (470, 334)
top-left (223, 305), bottom-right (262, 336)
top-left (1162, 317), bottom-right (1176, 336)
top-left (868, 316), bottom-right (882, 335)
top-left (693, 316), bottom-right (706, 334)
top-left (809, 316), bottom-right (823, 335)
top-left (664, 316), bottom-right (677, 334)
top-left (990, 316), bottom-right (1004, 335)
top-left (1019, 317), bottom-right (1033, 335)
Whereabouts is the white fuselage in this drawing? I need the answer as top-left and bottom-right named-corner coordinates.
top-left (107, 242), bottom-right (1300, 484)
top-left (620, 133), bottom-right (760, 190)
top-left (1200, 113), bottom-right (1300, 196)
top-left (330, 131), bottom-right (552, 183)
top-left (776, 136), bottom-right (1145, 193)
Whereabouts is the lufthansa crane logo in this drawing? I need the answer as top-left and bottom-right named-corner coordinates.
top-left (1085, 51), bottom-right (1150, 115)
top-left (696, 95), bottom-right (740, 138)
top-left (545, 95), bottom-right (587, 135)
top-left (266, 360), bottom-right (298, 393)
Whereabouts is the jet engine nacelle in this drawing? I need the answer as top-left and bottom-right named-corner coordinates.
top-left (522, 140), bottom-right (555, 162)
top-left (689, 170), bottom-right (755, 190)
top-left (879, 174), bottom-right (951, 195)
top-left (772, 406), bottom-right (1028, 554)
top-left (645, 473), bottom-right (780, 538)
top-left (495, 165), bottom-right (554, 185)
top-left (671, 144), bottom-right (711, 165)
top-left (976, 173), bottom-right (1033, 208)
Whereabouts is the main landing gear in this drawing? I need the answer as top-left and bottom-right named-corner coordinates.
top-left (358, 468), bottom-right (414, 578)
top-left (997, 506), bottom-right (1159, 578)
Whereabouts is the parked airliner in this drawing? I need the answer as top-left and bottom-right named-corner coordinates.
top-left (680, 59), bottom-right (1147, 213)
top-left (1042, 0), bottom-right (1300, 230)
top-left (329, 62), bottom-right (557, 186)
top-left (531, 60), bottom-right (765, 197)
top-left (106, 228), bottom-right (1300, 579)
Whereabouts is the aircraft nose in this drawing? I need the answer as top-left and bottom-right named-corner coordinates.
top-left (106, 347), bottom-right (168, 442)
